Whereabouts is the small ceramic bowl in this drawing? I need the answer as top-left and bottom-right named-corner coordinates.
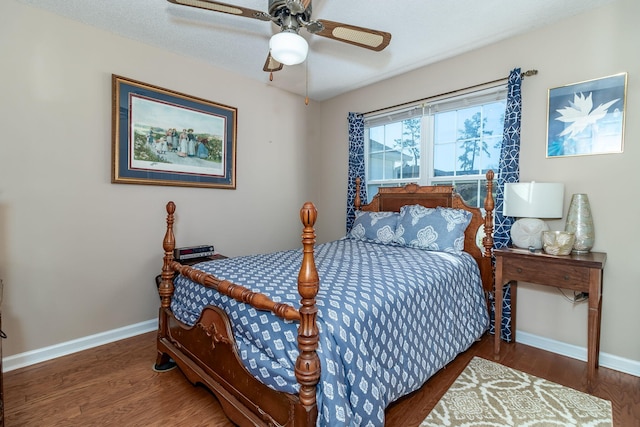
top-left (542, 231), bottom-right (575, 256)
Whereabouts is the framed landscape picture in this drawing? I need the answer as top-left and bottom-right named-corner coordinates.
top-left (112, 75), bottom-right (237, 188)
top-left (546, 73), bottom-right (626, 158)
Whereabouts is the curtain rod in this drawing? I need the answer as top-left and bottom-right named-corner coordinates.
top-left (363, 69), bottom-right (538, 116)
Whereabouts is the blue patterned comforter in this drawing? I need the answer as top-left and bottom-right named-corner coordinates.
top-left (171, 239), bottom-right (489, 427)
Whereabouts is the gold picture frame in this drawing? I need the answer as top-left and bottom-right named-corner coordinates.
top-left (112, 75), bottom-right (237, 188)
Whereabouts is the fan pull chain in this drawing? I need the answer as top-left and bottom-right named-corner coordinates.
top-left (304, 57), bottom-right (309, 105)
top-left (270, 72), bottom-right (274, 82)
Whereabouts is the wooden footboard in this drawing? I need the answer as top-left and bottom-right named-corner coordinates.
top-left (156, 202), bottom-right (320, 427)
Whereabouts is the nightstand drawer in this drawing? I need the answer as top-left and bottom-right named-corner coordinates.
top-left (502, 258), bottom-right (590, 291)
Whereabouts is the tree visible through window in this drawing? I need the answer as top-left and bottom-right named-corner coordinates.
top-left (394, 118), bottom-right (421, 179)
top-left (458, 112), bottom-right (492, 174)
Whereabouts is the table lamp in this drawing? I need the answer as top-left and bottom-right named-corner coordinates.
top-left (503, 182), bottom-right (564, 249)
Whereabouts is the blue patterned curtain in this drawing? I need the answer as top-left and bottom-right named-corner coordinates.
top-left (346, 112), bottom-right (367, 233)
top-left (489, 68), bottom-right (522, 342)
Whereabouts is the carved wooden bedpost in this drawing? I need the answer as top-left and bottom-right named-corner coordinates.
top-left (159, 201), bottom-right (177, 309)
top-left (156, 202), bottom-right (178, 369)
top-left (295, 202), bottom-right (321, 422)
top-left (483, 171), bottom-right (495, 257)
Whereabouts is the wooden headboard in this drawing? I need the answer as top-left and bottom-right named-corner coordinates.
top-left (354, 171), bottom-right (495, 292)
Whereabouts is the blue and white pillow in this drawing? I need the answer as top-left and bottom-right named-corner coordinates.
top-left (349, 211), bottom-right (399, 245)
top-left (394, 204), bottom-right (472, 253)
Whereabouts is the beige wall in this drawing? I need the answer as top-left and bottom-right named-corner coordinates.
top-left (317, 0), bottom-right (639, 363)
top-left (0, 2), bottom-right (317, 356)
top-left (2, 0), bottom-right (638, 369)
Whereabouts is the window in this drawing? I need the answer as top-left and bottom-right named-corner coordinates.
top-left (364, 86), bottom-right (506, 207)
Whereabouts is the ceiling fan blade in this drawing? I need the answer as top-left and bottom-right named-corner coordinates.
top-left (263, 53), bottom-right (284, 73)
top-left (312, 19), bottom-right (391, 51)
top-left (167, 0), bottom-right (271, 21)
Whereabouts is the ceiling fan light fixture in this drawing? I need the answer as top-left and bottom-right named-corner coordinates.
top-left (269, 30), bottom-right (308, 65)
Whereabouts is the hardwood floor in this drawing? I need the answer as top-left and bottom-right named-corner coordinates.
top-left (4, 332), bottom-right (639, 426)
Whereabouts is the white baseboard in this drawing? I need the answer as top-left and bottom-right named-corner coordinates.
top-left (517, 330), bottom-right (640, 377)
top-left (3, 322), bottom-right (638, 379)
top-left (2, 319), bottom-right (157, 372)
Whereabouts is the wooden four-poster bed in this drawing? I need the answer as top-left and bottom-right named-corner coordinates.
top-left (156, 171), bottom-right (495, 426)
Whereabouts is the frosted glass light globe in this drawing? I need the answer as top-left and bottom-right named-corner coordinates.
top-left (269, 31), bottom-right (308, 65)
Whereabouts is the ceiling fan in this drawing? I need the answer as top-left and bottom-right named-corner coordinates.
top-left (167, 0), bottom-right (392, 76)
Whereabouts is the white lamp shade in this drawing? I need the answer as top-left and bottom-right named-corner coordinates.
top-left (503, 182), bottom-right (564, 218)
top-left (269, 31), bottom-right (308, 66)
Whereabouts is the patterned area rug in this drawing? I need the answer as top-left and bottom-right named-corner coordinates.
top-left (421, 357), bottom-right (612, 426)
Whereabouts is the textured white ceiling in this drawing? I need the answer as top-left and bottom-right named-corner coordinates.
top-left (16, 0), bottom-right (615, 101)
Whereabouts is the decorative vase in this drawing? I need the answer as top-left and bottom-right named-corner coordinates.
top-left (564, 193), bottom-right (595, 253)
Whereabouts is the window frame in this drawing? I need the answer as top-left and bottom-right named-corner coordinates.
top-left (363, 85), bottom-right (507, 206)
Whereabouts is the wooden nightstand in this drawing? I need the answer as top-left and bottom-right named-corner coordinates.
top-left (493, 247), bottom-right (606, 384)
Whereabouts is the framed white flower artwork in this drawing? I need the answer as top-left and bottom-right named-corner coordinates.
top-left (546, 73), bottom-right (627, 157)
